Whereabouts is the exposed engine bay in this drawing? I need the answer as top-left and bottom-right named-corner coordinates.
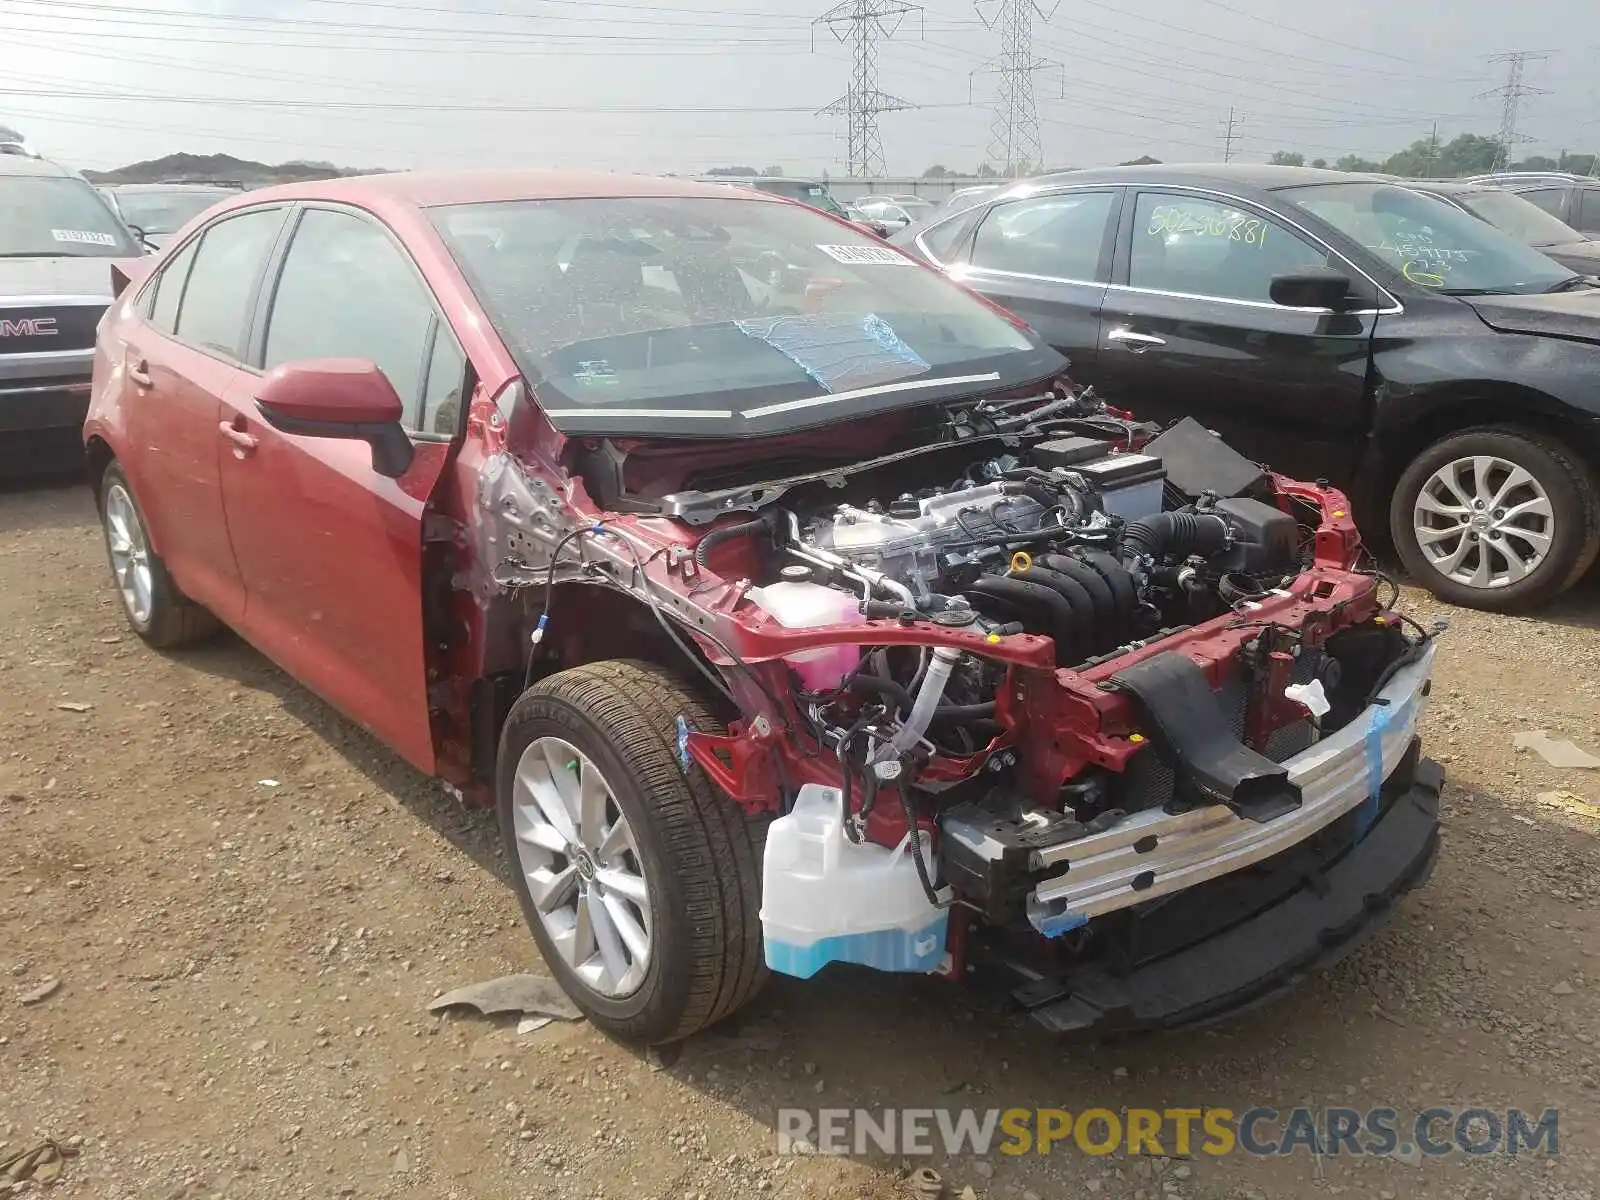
top-left (486, 381), bottom-right (1440, 1031)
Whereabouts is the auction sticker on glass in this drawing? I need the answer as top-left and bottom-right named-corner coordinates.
top-left (51, 229), bottom-right (119, 246)
top-left (815, 243), bottom-right (914, 266)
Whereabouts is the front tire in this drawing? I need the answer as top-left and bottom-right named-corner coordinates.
top-left (1391, 426), bottom-right (1600, 612)
top-left (97, 462), bottom-right (218, 648)
top-left (496, 660), bottom-right (770, 1044)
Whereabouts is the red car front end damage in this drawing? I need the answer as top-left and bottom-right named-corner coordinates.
top-left (433, 378), bottom-right (1441, 1036)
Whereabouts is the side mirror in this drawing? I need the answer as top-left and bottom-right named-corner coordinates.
top-left (255, 358), bottom-right (414, 478)
top-left (1269, 268), bottom-right (1358, 311)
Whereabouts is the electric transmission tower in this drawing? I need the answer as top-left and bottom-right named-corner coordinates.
top-left (1480, 51), bottom-right (1550, 172)
top-left (814, 0), bottom-right (922, 178)
top-left (971, 0), bottom-right (1062, 176)
top-left (1220, 106), bottom-right (1243, 163)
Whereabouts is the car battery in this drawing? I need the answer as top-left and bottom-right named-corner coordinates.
top-left (1071, 452), bottom-right (1166, 522)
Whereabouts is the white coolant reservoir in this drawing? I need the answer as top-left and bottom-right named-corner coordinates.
top-left (760, 783), bottom-right (948, 979)
top-left (746, 580), bottom-right (862, 691)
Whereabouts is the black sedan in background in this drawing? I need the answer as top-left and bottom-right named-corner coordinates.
top-left (899, 164), bottom-right (1600, 611)
top-left (1402, 180), bottom-right (1600, 275)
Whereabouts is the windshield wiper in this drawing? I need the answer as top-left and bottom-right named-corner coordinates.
top-left (1544, 275), bottom-right (1594, 294)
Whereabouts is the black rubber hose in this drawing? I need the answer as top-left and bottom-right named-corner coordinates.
top-left (1122, 510), bottom-right (1229, 564)
top-left (927, 702), bottom-right (997, 724)
top-left (897, 779), bottom-right (944, 908)
top-left (693, 513), bottom-right (771, 569)
top-left (846, 672), bottom-right (914, 714)
top-left (1010, 564), bottom-right (1097, 656)
top-left (1076, 549), bottom-right (1140, 639)
top-left (965, 576), bottom-right (1081, 664)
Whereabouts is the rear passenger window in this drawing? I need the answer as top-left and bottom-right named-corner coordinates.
top-left (1517, 188), bottom-right (1566, 218)
top-left (175, 208), bottom-right (286, 358)
top-left (1579, 189), bottom-right (1600, 234)
top-left (263, 208), bottom-right (436, 428)
top-left (918, 209), bottom-right (983, 263)
top-left (147, 239), bottom-right (198, 335)
top-left (970, 192), bottom-right (1114, 280)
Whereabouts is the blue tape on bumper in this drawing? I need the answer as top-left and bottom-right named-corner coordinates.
top-left (1355, 692), bottom-right (1416, 840)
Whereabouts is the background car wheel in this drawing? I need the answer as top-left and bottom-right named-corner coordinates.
top-left (496, 659), bottom-right (770, 1044)
top-left (97, 463), bottom-right (219, 648)
top-left (1390, 426), bottom-right (1600, 611)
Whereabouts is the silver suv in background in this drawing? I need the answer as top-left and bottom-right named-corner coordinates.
top-left (1465, 172), bottom-right (1600, 238)
top-left (1, 137), bottom-right (144, 474)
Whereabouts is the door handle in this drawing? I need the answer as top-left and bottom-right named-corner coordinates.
top-left (219, 419), bottom-right (258, 456)
top-left (127, 358), bottom-right (153, 387)
top-left (1106, 327), bottom-right (1167, 353)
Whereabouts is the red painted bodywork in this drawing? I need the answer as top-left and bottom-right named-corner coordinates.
top-left (85, 169), bottom-right (1380, 842)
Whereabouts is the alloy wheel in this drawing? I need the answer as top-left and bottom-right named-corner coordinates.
top-left (103, 483), bottom-right (154, 626)
top-left (1413, 455), bottom-right (1554, 590)
top-left (510, 736), bottom-right (653, 998)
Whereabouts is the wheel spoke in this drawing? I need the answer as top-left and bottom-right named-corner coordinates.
top-left (1416, 524), bottom-right (1464, 548)
top-left (1433, 535), bottom-right (1474, 573)
top-left (587, 889), bottom-right (631, 987)
top-left (1469, 456), bottom-right (1499, 506)
top-left (1500, 496), bottom-right (1552, 525)
top-left (577, 756), bottom-right (609, 849)
top-left (597, 814), bottom-right (635, 861)
top-left (1468, 550), bottom-right (1494, 588)
top-left (1492, 541), bottom-right (1531, 583)
top-left (514, 807), bottom-right (569, 854)
top-left (539, 741), bottom-right (582, 829)
top-left (527, 864), bottom-right (578, 914)
top-left (1498, 525), bottom-right (1551, 555)
top-left (595, 866), bottom-right (648, 906)
top-left (514, 766), bottom-right (576, 846)
top-left (1416, 491), bottom-right (1469, 519)
top-left (1488, 464), bottom-right (1534, 508)
top-left (600, 891), bottom-right (650, 962)
top-left (1434, 465), bottom-right (1472, 509)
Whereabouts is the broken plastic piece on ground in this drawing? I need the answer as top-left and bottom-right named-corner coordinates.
top-left (1537, 790), bottom-right (1600, 819)
top-left (257, 778), bottom-right (281, 788)
top-left (516, 1015), bottom-right (553, 1035)
top-left (906, 1166), bottom-right (945, 1199)
top-left (427, 973), bottom-right (582, 1022)
top-left (55, 701), bottom-right (93, 713)
top-left (2, 1137), bottom-right (79, 1185)
top-left (1513, 730), bottom-right (1600, 770)
top-left (18, 977), bottom-right (61, 1004)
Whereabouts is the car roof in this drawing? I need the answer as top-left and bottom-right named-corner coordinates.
top-left (1015, 162), bottom-right (1387, 193)
top-left (108, 182), bottom-right (239, 192)
top-left (244, 169), bottom-right (789, 209)
top-left (1396, 179), bottom-right (1508, 197)
top-left (0, 153), bottom-right (78, 179)
top-left (1468, 171), bottom-right (1589, 185)
top-left (694, 174), bottom-right (826, 187)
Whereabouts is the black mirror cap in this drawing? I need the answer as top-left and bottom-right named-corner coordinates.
top-left (1269, 268), bottom-right (1359, 311)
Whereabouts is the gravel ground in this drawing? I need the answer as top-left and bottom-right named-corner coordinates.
top-left (2, 479), bottom-right (1597, 1200)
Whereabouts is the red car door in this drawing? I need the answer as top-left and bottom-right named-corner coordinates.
top-left (114, 212), bottom-right (287, 624)
top-left (217, 206), bottom-right (465, 773)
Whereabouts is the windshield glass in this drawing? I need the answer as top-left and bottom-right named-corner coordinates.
top-left (0, 175), bottom-right (140, 258)
top-left (1283, 181), bottom-right (1571, 295)
top-left (758, 181), bottom-right (847, 216)
top-left (432, 195), bottom-right (1057, 436)
top-left (112, 188), bottom-right (230, 235)
top-left (1452, 189), bottom-right (1583, 248)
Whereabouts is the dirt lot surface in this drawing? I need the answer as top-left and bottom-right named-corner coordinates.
top-left (2, 479), bottom-right (1598, 1200)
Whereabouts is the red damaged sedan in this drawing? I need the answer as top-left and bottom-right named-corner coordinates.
top-left (86, 171), bottom-right (1442, 1043)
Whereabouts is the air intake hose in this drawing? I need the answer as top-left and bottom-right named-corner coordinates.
top-left (1122, 510), bottom-right (1229, 564)
top-left (693, 511), bottom-right (774, 569)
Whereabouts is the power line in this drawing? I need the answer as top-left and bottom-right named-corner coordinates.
top-left (1480, 50), bottom-right (1551, 171)
top-left (970, 0), bottom-right (1060, 176)
top-left (813, 0), bottom-right (922, 177)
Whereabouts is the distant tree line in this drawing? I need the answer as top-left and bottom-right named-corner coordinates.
top-left (1266, 134), bottom-right (1596, 178)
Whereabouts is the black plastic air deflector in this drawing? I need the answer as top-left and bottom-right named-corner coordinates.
top-left (1111, 652), bottom-right (1302, 823)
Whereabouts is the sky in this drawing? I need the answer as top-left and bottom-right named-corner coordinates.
top-left (2, 0), bottom-right (1598, 177)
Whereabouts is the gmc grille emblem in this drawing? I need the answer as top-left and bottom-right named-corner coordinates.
top-left (0, 316), bottom-right (59, 338)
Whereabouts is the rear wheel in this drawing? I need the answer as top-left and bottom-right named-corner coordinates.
top-left (496, 659), bottom-right (770, 1044)
top-left (1391, 426), bottom-right (1600, 611)
top-left (97, 462), bottom-right (218, 648)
